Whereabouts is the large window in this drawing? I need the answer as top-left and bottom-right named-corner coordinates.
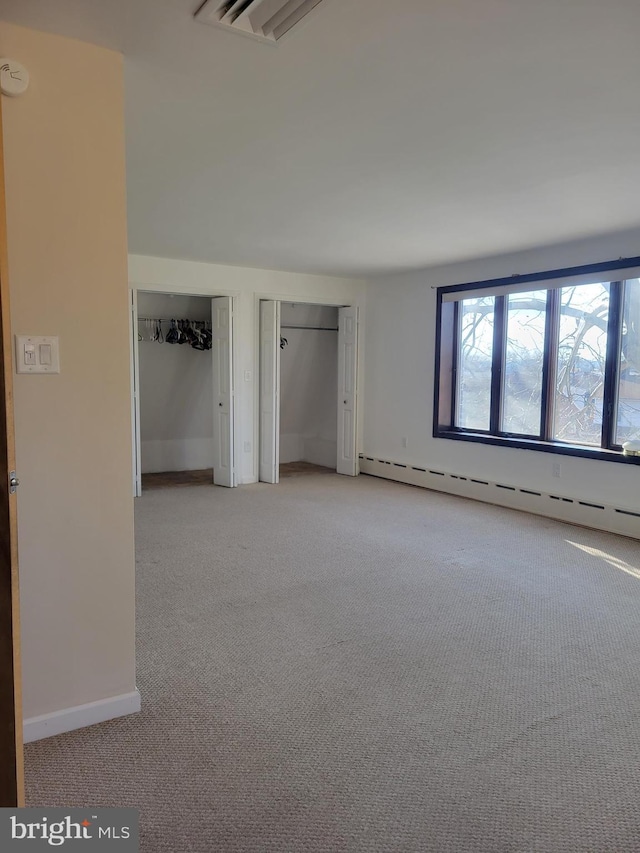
top-left (434, 260), bottom-right (640, 462)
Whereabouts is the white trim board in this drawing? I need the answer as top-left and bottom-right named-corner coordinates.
top-left (23, 689), bottom-right (141, 743)
top-left (359, 456), bottom-right (640, 540)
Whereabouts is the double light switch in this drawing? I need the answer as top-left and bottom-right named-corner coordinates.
top-left (15, 335), bottom-right (60, 374)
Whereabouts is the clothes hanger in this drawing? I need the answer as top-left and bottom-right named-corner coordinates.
top-left (166, 319), bottom-right (178, 344)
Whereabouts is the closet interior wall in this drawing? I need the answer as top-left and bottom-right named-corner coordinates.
top-left (279, 303), bottom-right (338, 468)
top-left (138, 292), bottom-right (213, 474)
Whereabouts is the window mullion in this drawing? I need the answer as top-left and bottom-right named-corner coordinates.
top-left (490, 295), bottom-right (506, 434)
top-left (541, 288), bottom-right (559, 441)
top-left (601, 281), bottom-right (623, 449)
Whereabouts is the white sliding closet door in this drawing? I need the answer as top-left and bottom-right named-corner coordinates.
top-left (259, 300), bottom-right (280, 484)
top-left (337, 305), bottom-right (359, 476)
top-left (212, 296), bottom-right (235, 487)
top-left (130, 289), bottom-right (142, 497)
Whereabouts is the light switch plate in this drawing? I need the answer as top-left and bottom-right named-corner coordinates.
top-left (15, 335), bottom-right (60, 374)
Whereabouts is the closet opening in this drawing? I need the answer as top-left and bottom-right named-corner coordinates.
top-left (280, 302), bottom-right (338, 476)
top-left (131, 290), bottom-right (235, 494)
top-left (259, 300), bottom-right (358, 483)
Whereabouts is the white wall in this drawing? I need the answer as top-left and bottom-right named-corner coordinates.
top-left (129, 254), bottom-right (366, 483)
top-left (138, 292), bottom-right (213, 473)
top-left (2, 23), bottom-right (136, 723)
top-left (280, 303), bottom-right (338, 468)
top-left (364, 230), bottom-right (640, 512)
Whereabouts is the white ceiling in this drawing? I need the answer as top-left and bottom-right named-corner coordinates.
top-left (2, 0), bottom-right (640, 276)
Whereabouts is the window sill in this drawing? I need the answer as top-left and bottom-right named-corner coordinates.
top-left (434, 429), bottom-right (640, 465)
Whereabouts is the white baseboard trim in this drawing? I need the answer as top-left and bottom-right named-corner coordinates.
top-left (359, 455), bottom-right (640, 540)
top-left (24, 689), bottom-right (141, 743)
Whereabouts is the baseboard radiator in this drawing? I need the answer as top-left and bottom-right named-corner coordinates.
top-left (359, 455), bottom-right (640, 540)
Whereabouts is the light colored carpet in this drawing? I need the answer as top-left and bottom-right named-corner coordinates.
top-left (25, 474), bottom-right (640, 852)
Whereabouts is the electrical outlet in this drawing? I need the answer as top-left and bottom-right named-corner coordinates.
top-left (552, 461), bottom-right (561, 478)
top-left (401, 437), bottom-right (408, 448)
top-left (243, 441), bottom-right (251, 453)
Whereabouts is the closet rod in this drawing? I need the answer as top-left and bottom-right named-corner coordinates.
top-left (280, 324), bottom-right (338, 331)
top-left (137, 317), bottom-right (210, 323)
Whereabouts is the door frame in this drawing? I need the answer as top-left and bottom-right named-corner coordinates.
top-left (0, 93), bottom-right (24, 807)
top-left (254, 293), bottom-right (361, 482)
top-left (129, 284), bottom-right (240, 494)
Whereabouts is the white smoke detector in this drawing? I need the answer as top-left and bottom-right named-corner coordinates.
top-left (0, 59), bottom-right (29, 97)
top-left (195, 0), bottom-right (327, 44)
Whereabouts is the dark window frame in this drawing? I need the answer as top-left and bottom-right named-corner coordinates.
top-left (433, 256), bottom-right (640, 465)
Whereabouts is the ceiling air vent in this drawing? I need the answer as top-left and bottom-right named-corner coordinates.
top-left (194, 0), bottom-right (327, 44)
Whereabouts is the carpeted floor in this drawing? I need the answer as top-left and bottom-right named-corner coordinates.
top-left (25, 474), bottom-right (640, 851)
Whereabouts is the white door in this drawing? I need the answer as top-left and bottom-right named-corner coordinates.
top-left (130, 289), bottom-right (142, 497)
top-left (337, 305), bottom-right (359, 476)
top-left (212, 296), bottom-right (235, 487)
top-left (259, 300), bottom-right (280, 484)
